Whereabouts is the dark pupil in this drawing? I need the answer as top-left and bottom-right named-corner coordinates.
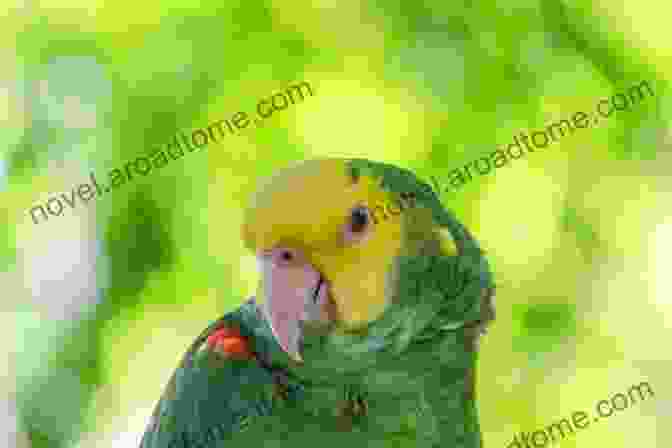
top-left (351, 208), bottom-right (368, 232)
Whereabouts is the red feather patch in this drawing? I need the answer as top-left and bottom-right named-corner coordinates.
top-left (206, 326), bottom-right (255, 359)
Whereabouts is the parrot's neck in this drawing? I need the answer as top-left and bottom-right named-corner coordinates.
top-left (356, 329), bottom-right (483, 448)
top-left (247, 299), bottom-right (484, 447)
top-left (267, 331), bottom-right (483, 448)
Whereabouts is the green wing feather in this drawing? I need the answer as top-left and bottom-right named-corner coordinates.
top-left (138, 299), bottom-right (299, 448)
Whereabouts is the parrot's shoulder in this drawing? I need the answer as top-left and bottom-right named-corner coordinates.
top-left (139, 298), bottom-right (301, 448)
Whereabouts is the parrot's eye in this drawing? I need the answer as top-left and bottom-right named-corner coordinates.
top-left (343, 205), bottom-right (372, 244)
top-left (350, 207), bottom-right (369, 233)
top-left (349, 206), bottom-right (370, 233)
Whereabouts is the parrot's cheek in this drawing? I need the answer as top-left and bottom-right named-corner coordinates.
top-left (257, 249), bottom-right (333, 363)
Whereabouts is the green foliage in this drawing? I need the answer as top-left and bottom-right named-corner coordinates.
top-left (512, 302), bottom-right (577, 362)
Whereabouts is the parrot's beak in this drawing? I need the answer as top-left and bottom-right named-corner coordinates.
top-left (257, 247), bottom-right (332, 363)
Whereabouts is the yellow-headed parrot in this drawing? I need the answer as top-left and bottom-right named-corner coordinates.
top-left (139, 158), bottom-right (495, 448)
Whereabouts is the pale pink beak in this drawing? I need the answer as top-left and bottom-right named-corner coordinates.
top-left (257, 247), bottom-right (330, 363)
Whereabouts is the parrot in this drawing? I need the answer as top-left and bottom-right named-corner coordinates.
top-left (138, 158), bottom-right (496, 448)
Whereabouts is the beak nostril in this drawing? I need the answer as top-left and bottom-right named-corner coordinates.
top-left (280, 250), bottom-right (293, 262)
top-left (264, 248), bottom-right (297, 266)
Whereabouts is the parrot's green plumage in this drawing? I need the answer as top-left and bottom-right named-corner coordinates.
top-left (139, 158), bottom-right (496, 448)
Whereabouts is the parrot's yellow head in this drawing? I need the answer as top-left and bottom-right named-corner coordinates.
top-left (242, 158), bottom-right (455, 363)
top-left (241, 158), bottom-right (395, 361)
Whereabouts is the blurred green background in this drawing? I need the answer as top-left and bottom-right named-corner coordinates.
top-left (2, 1), bottom-right (671, 447)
